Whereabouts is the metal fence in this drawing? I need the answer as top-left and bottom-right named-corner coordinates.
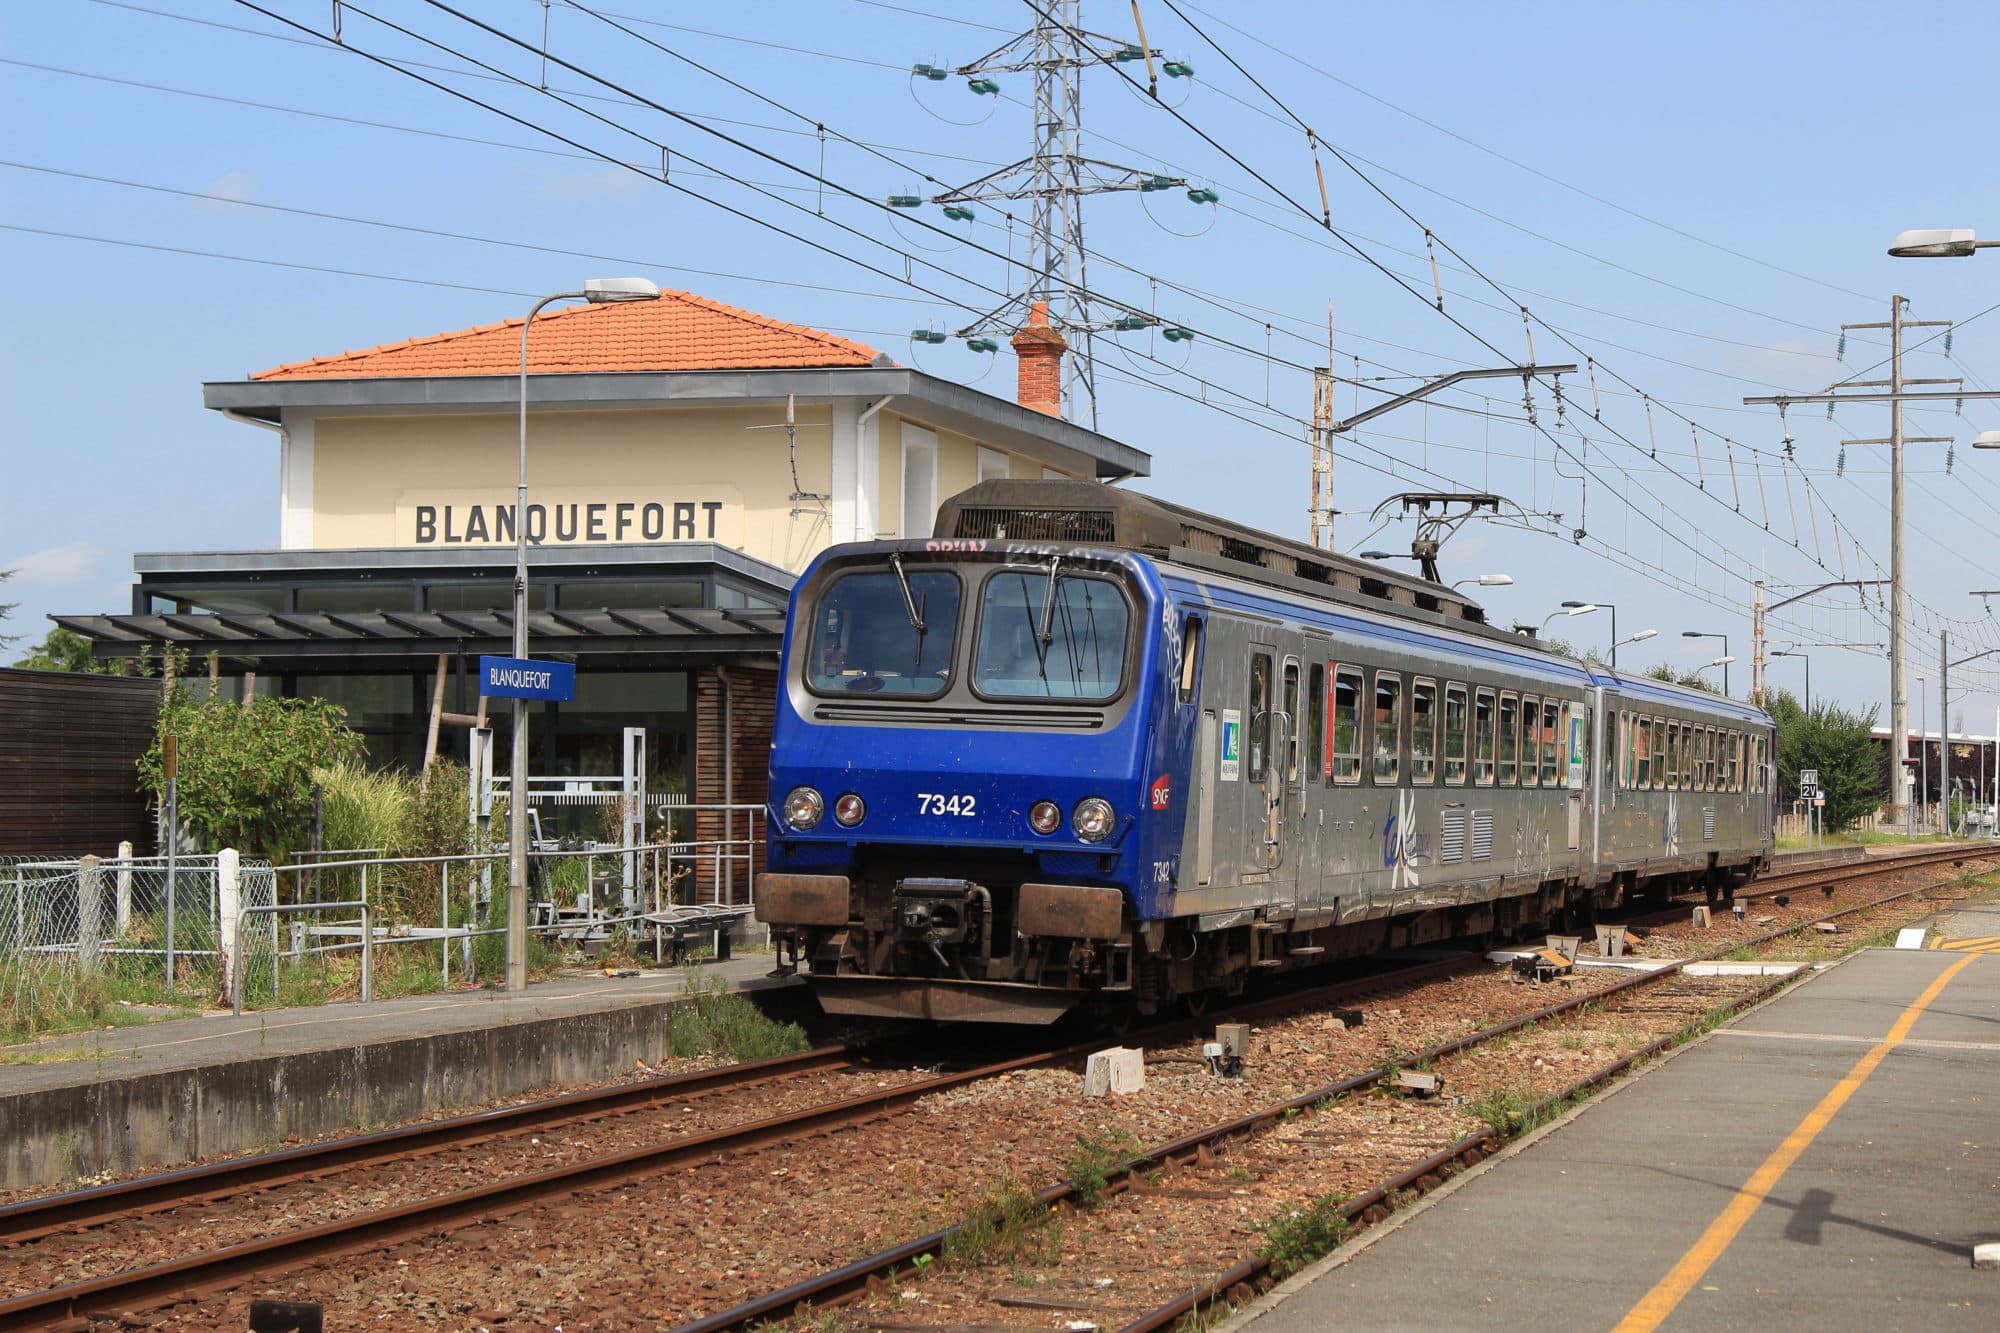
top-left (0, 849), bottom-right (275, 1028)
top-left (2, 803), bottom-right (765, 1023)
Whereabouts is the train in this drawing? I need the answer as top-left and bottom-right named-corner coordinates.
top-left (755, 480), bottom-right (1776, 1025)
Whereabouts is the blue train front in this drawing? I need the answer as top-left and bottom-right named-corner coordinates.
top-left (758, 530), bottom-right (1190, 1024)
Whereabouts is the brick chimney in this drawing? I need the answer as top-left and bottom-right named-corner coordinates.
top-left (1010, 300), bottom-right (1066, 418)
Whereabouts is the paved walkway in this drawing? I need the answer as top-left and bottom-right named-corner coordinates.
top-left (1234, 918), bottom-right (2000, 1331)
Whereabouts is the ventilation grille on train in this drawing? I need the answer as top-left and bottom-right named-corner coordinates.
top-left (1702, 808), bottom-right (1716, 841)
top-left (812, 703), bottom-right (1106, 730)
top-left (952, 506), bottom-right (1116, 543)
top-left (1439, 812), bottom-right (1466, 864)
top-left (1470, 809), bottom-right (1495, 861)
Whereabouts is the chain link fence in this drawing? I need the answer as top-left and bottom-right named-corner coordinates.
top-left (0, 851), bottom-right (275, 1036)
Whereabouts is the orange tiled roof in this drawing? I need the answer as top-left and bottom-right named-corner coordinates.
top-left (252, 288), bottom-right (881, 380)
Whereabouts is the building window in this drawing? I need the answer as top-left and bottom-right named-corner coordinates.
top-left (296, 584), bottom-right (414, 613)
top-left (979, 446), bottom-right (1010, 483)
top-left (426, 583), bottom-right (516, 612)
top-left (901, 424), bottom-right (938, 537)
top-left (555, 581), bottom-right (701, 610)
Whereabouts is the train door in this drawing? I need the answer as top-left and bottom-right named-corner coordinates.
top-left (1565, 697), bottom-right (1588, 851)
top-left (1247, 646), bottom-right (1283, 871)
top-left (1583, 687), bottom-right (1605, 863)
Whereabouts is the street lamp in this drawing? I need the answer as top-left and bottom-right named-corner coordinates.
top-left (1612, 628), bottom-right (1658, 663)
top-left (1565, 599), bottom-right (1623, 665)
top-left (1358, 550), bottom-right (1413, 561)
top-left (1683, 630), bottom-right (1730, 695)
top-left (1695, 655), bottom-right (1736, 685)
top-left (1771, 649), bottom-right (1811, 712)
top-left (1450, 573), bottom-right (1513, 591)
top-left (508, 277), bottom-right (662, 992)
top-left (1541, 603), bottom-right (1597, 635)
top-left (1887, 228), bottom-right (1999, 258)
top-left (1972, 431), bottom-right (2000, 450)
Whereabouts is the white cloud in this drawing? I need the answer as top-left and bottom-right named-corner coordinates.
top-left (511, 163), bottom-right (644, 204)
top-left (3, 543), bottom-right (105, 587)
top-left (194, 168), bottom-right (258, 215)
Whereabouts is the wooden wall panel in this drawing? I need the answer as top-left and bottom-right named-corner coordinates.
top-left (0, 669), bottom-right (163, 855)
top-left (691, 665), bottom-right (776, 904)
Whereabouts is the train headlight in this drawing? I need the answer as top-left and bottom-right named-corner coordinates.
top-left (833, 793), bottom-right (866, 827)
top-left (1071, 797), bottom-right (1115, 842)
top-left (783, 786), bottom-right (825, 830)
top-left (1028, 800), bottom-right (1062, 835)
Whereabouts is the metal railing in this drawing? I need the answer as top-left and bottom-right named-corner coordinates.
top-left (233, 899), bottom-right (373, 1014)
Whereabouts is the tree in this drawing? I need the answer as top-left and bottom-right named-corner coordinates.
top-left (1642, 662), bottom-right (1718, 693)
top-left (1765, 688), bottom-right (1884, 832)
top-left (138, 683), bottom-right (363, 860)
top-left (14, 625), bottom-right (106, 673)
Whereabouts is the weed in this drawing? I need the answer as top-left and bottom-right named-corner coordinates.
top-left (665, 966), bottom-right (810, 1061)
top-left (1256, 1193), bottom-right (1351, 1278)
top-left (942, 1179), bottom-right (1060, 1268)
top-left (1468, 1087), bottom-right (1537, 1136)
top-left (1063, 1131), bottom-right (1137, 1208)
top-left (1225, 1165), bottom-right (1254, 1183)
top-left (1558, 1030), bottom-right (1590, 1052)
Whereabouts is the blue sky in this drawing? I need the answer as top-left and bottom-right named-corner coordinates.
top-left (4, 1), bottom-right (1999, 739)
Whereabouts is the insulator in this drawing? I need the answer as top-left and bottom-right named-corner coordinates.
top-left (1140, 175), bottom-right (1177, 192)
top-left (1163, 327), bottom-right (1195, 343)
top-left (1113, 44), bottom-right (1144, 61)
top-left (1947, 445), bottom-right (1956, 473)
top-left (1164, 60), bottom-right (1193, 77)
top-left (911, 329), bottom-right (946, 344)
top-left (1837, 331), bottom-right (1846, 359)
top-left (886, 195), bottom-right (922, 208)
top-left (1837, 447), bottom-right (1846, 477)
top-left (912, 63), bottom-right (949, 81)
top-left (1827, 401), bottom-right (1836, 421)
top-left (942, 204), bottom-right (974, 221)
top-left (1945, 330), bottom-right (1954, 355)
top-left (965, 337), bottom-right (998, 354)
top-left (1956, 397), bottom-right (1965, 415)
top-left (1112, 315), bottom-right (1151, 332)
top-left (966, 78), bottom-right (999, 96)
top-left (1186, 187), bottom-right (1219, 204)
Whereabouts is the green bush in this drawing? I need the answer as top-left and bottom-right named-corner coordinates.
top-left (666, 967), bottom-right (809, 1060)
top-left (1257, 1193), bottom-right (1352, 1278)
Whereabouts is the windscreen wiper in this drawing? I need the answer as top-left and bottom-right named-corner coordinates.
top-left (889, 553), bottom-right (925, 633)
top-left (1036, 555), bottom-right (1062, 657)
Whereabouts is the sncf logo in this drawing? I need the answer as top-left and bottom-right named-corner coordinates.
top-left (1150, 775), bottom-right (1172, 810)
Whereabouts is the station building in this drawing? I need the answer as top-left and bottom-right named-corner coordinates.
top-left (57, 290), bottom-right (1150, 870)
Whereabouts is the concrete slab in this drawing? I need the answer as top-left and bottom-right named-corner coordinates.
top-left (1231, 947), bottom-right (2000, 1333)
top-left (0, 956), bottom-right (802, 1188)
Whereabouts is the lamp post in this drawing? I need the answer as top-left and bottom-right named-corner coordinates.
top-left (1450, 573), bottom-right (1513, 591)
top-left (1564, 599), bottom-right (1621, 665)
top-left (1695, 655), bottom-right (1736, 686)
top-left (508, 277), bottom-right (662, 992)
top-left (1771, 649), bottom-right (1810, 712)
top-left (1540, 603), bottom-right (1598, 638)
top-left (1612, 628), bottom-right (1659, 663)
top-left (1683, 630), bottom-right (1729, 695)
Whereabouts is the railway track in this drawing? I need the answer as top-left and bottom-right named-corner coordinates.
top-left (0, 958), bottom-right (1472, 1329)
top-left (682, 849), bottom-right (1995, 1333)
top-left (2, 847), bottom-right (1981, 1329)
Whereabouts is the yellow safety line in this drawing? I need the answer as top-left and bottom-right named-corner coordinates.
top-left (1612, 952), bottom-right (1981, 1332)
top-left (1935, 934), bottom-right (2000, 950)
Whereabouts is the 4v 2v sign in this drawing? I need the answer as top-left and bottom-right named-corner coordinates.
top-left (479, 656), bottom-right (577, 702)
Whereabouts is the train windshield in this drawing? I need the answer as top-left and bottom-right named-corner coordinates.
top-left (974, 570), bottom-right (1129, 700)
top-left (807, 569), bottom-right (961, 696)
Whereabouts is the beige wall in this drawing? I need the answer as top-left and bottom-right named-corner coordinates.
top-left (300, 401), bottom-right (1085, 566)
top-left (309, 405), bottom-right (837, 571)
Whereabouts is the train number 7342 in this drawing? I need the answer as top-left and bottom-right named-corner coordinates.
top-left (916, 792), bottom-right (977, 816)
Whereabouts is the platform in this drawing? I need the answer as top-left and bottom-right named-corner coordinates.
top-left (0, 955), bottom-right (801, 1190)
top-left (1233, 921), bottom-right (2000, 1331)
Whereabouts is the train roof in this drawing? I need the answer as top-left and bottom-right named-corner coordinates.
top-left (934, 478), bottom-right (1493, 622)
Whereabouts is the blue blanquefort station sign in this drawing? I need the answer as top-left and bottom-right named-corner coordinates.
top-left (479, 656), bottom-right (577, 702)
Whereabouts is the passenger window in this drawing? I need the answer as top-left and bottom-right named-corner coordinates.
top-left (1410, 679), bottom-right (1437, 785)
top-left (1634, 714), bottom-right (1652, 789)
top-left (1474, 687), bottom-right (1496, 785)
top-left (1306, 662), bottom-right (1325, 781)
top-left (1372, 672), bottom-right (1403, 785)
top-left (1443, 682), bottom-right (1468, 785)
top-left (1652, 718), bottom-right (1667, 789)
top-left (1177, 617), bottom-right (1203, 703)
top-left (1249, 652), bottom-right (1271, 782)
top-left (1283, 661), bottom-right (1302, 784)
top-left (1498, 693), bottom-right (1520, 785)
top-left (1331, 666), bottom-right (1363, 784)
top-left (1732, 732), bottom-right (1744, 791)
top-left (1521, 695), bottom-right (1541, 787)
top-left (1543, 699), bottom-right (1562, 786)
